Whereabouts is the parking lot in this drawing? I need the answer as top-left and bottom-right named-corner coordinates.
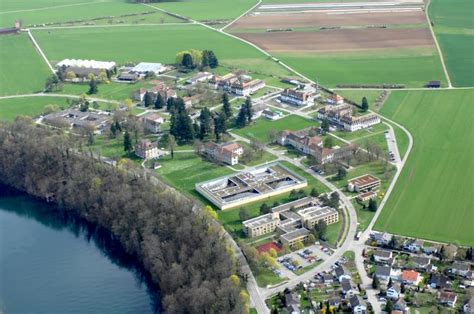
top-left (276, 244), bottom-right (334, 278)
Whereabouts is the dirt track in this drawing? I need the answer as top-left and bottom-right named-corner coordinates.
top-left (233, 28), bottom-right (435, 52)
top-left (230, 10), bottom-right (426, 29)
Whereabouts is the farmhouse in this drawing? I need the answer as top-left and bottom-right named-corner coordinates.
top-left (280, 88), bottom-right (314, 106)
top-left (347, 174), bottom-right (381, 193)
top-left (56, 59), bottom-right (116, 77)
top-left (209, 73), bottom-right (265, 96)
top-left (186, 72), bottom-right (213, 85)
top-left (297, 206), bottom-right (339, 229)
top-left (317, 104), bottom-right (380, 132)
top-left (195, 162), bottom-right (307, 210)
top-left (140, 112), bottom-right (164, 134)
top-left (43, 109), bottom-right (110, 134)
top-left (280, 228), bottom-right (310, 247)
top-left (134, 139), bottom-right (160, 159)
top-left (204, 141), bottom-right (243, 166)
top-left (243, 213), bottom-right (280, 237)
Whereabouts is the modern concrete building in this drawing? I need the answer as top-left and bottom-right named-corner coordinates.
top-left (280, 228), bottom-right (310, 247)
top-left (195, 163), bottom-right (307, 210)
top-left (297, 206), bottom-right (339, 229)
top-left (43, 109), bottom-right (110, 134)
top-left (243, 213), bottom-right (280, 237)
top-left (347, 174), bottom-right (381, 193)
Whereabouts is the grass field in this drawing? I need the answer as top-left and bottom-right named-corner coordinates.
top-left (0, 96), bottom-right (72, 121)
top-left (0, 34), bottom-right (51, 96)
top-left (333, 90), bottom-right (382, 108)
top-left (33, 25), bottom-right (292, 79)
top-left (275, 48), bottom-right (447, 88)
top-left (150, 0), bottom-right (257, 22)
top-left (429, 0), bottom-right (474, 87)
top-left (232, 115), bottom-right (317, 143)
top-left (374, 90), bottom-right (474, 246)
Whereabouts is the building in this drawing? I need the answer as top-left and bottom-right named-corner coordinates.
top-left (140, 112), bottom-right (164, 133)
top-left (463, 298), bottom-right (474, 313)
top-left (452, 262), bottom-right (471, 277)
top-left (373, 250), bottom-right (393, 264)
top-left (231, 79), bottom-right (265, 96)
top-left (387, 283), bottom-right (401, 300)
top-left (56, 59), bottom-right (116, 77)
top-left (375, 265), bottom-right (392, 281)
top-left (117, 71), bottom-right (140, 83)
top-left (133, 83), bottom-right (177, 102)
top-left (195, 163), bottom-right (307, 210)
top-left (280, 228), bottom-right (310, 247)
top-left (272, 197), bottom-right (319, 213)
top-left (187, 72), bottom-right (213, 85)
top-left (209, 73), bottom-right (265, 96)
top-left (262, 108), bottom-right (283, 120)
top-left (134, 139), bottom-right (160, 159)
top-left (204, 141), bottom-right (243, 166)
top-left (322, 273), bottom-right (334, 284)
top-left (297, 206), bottom-right (339, 229)
top-left (341, 278), bottom-right (354, 296)
top-left (349, 295), bottom-right (366, 314)
top-left (335, 266), bottom-right (351, 282)
top-left (329, 94), bottom-right (344, 105)
top-left (317, 104), bottom-right (380, 132)
top-left (280, 88), bottom-right (314, 106)
top-left (405, 239), bottom-right (423, 252)
top-left (411, 256), bottom-right (431, 270)
top-left (347, 174), bottom-right (381, 193)
top-left (285, 292), bottom-right (301, 314)
top-left (43, 109), bottom-right (110, 134)
top-left (428, 273), bottom-right (451, 289)
top-left (402, 270), bottom-right (421, 285)
top-left (427, 80), bottom-right (441, 88)
top-left (243, 213), bottom-right (280, 238)
top-left (370, 231), bottom-right (392, 246)
top-left (131, 62), bottom-right (166, 76)
top-left (357, 191), bottom-right (377, 202)
top-left (439, 291), bottom-right (457, 307)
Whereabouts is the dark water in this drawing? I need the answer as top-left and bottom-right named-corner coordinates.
top-left (0, 186), bottom-right (159, 314)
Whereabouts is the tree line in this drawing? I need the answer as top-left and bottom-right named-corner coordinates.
top-left (0, 120), bottom-right (246, 313)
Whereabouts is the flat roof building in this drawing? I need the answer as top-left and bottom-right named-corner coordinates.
top-left (132, 62), bottom-right (165, 75)
top-left (195, 162), bottom-right (307, 210)
top-left (272, 196), bottom-right (319, 213)
top-left (280, 228), bottom-right (310, 247)
top-left (297, 205), bottom-right (339, 229)
top-left (43, 109), bottom-right (110, 134)
top-left (243, 212), bottom-right (280, 238)
top-left (348, 174), bottom-right (381, 193)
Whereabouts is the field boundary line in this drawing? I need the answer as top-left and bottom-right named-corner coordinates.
top-left (30, 23), bottom-right (195, 31)
top-left (425, 0), bottom-right (452, 88)
top-left (220, 0), bottom-right (262, 31)
top-left (26, 30), bottom-right (55, 75)
top-left (0, 1), bottom-right (107, 15)
top-left (0, 93), bottom-right (120, 104)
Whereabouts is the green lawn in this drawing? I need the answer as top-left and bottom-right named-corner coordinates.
top-left (275, 48), bottom-right (447, 88)
top-left (429, 0), bottom-right (474, 87)
top-left (333, 90), bottom-right (382, 109)
top-left (33, 25), bottom-right (292, 79)
top-left (374, 90), bottom-right (474, 246)
top-left (0, 96), bottom-right (71, 121)
top-left (232, 115), bottom-right (317, 143)
top-left (0, 34), bottom-right (51, 96)
top-left (149, 0), bottom-right (257, 22)
top-left (238, 141), bottom-right (278, 166)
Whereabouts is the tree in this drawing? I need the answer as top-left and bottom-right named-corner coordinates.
top-left (214, 112), bottom-right (227, 141)
top-left (268, 248), bottom-right (277, 258)
top-left (361, 97), bottom-right (369, 112)
top-left (310, 188), bottom-right (319, 197)
top-left (294, 241), bottom-right (305, 250)
top-left (260, 203), bottom-right (271, 214)
top-left (198, 107), bottom-right (212, 139)
top-left (368, 199), bottom-right (378, 212)
top-left (235, 107), bottom-right (248, 128)
top-left (323, 136), bottom-right (334, 149)
top-left (337, 167), bottom-right (347, 180)
top-left (372, 274), bottom-right (380, 289)
top-left (321, 119), bottom-right (330, 134)
top-left (229, 274), bottom-right (240, 286)
top-left (307, 234), bottom-right (316, 244)
top-left (244, 97), bottom-right (253, 123)
top-left (144, 91), bottom-right (154, 107)
top-left (168, 134), bottom-right (176, 159)
top-left (43, 104), bottom-right (58, 114)
top-left (181, 53), bottom-right (194, 69)
top-left (66, 71), bottom-right (76, 80)
top-left (123, 130), bottom-right (133, 154)
top-left (98, 70), bottom-right (108, 83)
top-left (221, 93), bottom-right (232, 119)
top-left (88, 79), bottom-right (98, 95)
top-left (239, 208), bottom-right (249, 221)
top-left (314, 220), bottom-right (328, 240)
top-left (110, 122), bottom-right (117, 138)
top-left (385, 300), bottom-right (394, 313)
top-left (154, 93), bottom-right (164, 109)
top-left (203, 50), bottom-right (218, 68)
top-left (44, 75), bottom-right (60, 92)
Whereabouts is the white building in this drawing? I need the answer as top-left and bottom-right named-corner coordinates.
top-left (131, 62), bottom-right (166, 75)
top-left (280, 88), bottom-right (314, 106)
top-left (135, 139), bottom-right (160, 159)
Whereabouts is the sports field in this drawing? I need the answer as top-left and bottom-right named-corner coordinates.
top-left (0, 34), bottom-right (51, 96)
top-left (0, 96), bottom-right (71, 121)
top-left (149, 0), bottom-right (257, 22)
top-left (33, 25), bottom-right (292, 79)
top-left (375, 90), bottom-right (474, 246)
top-left (429, 0), bottom-right (474, 87)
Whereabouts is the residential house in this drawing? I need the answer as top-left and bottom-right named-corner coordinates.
top-left (335, 266), bottom-right (351, 282)
top-left (405, 239), bottom-right (424, 252)
top-left (231, 79), bottom-right (265, 96)
top-left (349, 295), bottom-right (366, 314)
top-left (280, 88), bottom-right (314, 106)
top-left (452, 261), bottom-right (471, 277)
top-left (133, 83), bottom-right (176, 102)
top-left (204, 141), bottom-right (243, 166)
top-left (375, 265), bottom-right (392, 281)
top-left (387, 283), bottom-right (401, 300)
top-left (439, 291), bottom-right (457, 307)
top-left (370, 232), bottom-right (392, 246)
top-left (410, 256), bottom-right (431, 271)
top-left (402, 270), bottom-right (421, 286)
top-left (373, 250), bottom-right (393, 264)
top-left (357, 191), bottom-right (377, 202)
top-left (328, 296), bottom-right (341, 308)
top-left (341, 278), bottom-right (355, 296)
top-left (463, 298), bottom-right (474, 313)
top-left (183, 94), bottom-right (202, 109)
top-left (285, 292), bottom-right (301, 314)
top-left (423, 244), bottom-right (441, 255)
top-left (347, 174), bottom-right (381, 193)
top-left (140, 112), bottom-right (164, 133)
top-left (393, 298), bottom-right (408, 313)
top-left (134, 139), bottom-right (160, 159)
top-left (428, 273), bottom-right (451, 289)
top-left (262, 108), bottom-right (283, 120)
top-left (322, 273), bottom-right (334, 284)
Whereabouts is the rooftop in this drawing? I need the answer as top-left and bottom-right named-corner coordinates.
top-left (243, 213), bottom-right (278, 229)
top-left (132, 62), bottom-right (163, 73)
top-left (57, 59), bottom-right (116, 70)
top-left (280, 228), bottom-right (310, 242)
top-left (272, 196), bottom-right (318, 213)
top-left (297, 205), bottom-right (337, 221)
top-left (348, 174), bottom-right (381, 187)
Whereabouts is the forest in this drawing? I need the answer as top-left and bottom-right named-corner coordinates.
top-left (0, 119), bottom-right (245, 313)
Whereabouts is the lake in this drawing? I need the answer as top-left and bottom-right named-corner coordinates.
top-left (0, 186), bottom-right (159, 313)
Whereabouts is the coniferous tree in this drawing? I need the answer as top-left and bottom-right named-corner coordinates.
top-left (198, 107), bottom-right (212, 139)
top-left (368, 199), bottom-right (378, 212)
top-left (88, 79), bottom-right (98, 95)
top-left (123, 130), bottom-right (133, 154)
top-left (144, 91), bottom-right (154, 107)
top-left (154, 93), bottom-right (164, 109)
top-left (214, 112), bottom-right (227, 141)
top-left (222, 93), bottom-right (232, 119)
top-left (361, 97), bottom-right (369, 112)
top-left (181, 53), bottom-right (194, 69)
top-left (244, 97), bottom-right (253, 123)
top-left (110, 123), bottom-right (117, 138)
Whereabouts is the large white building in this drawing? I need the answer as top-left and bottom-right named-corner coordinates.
top-left (131, 62), bottom-right (166, 75)
top-left (57, 59), bottom-right (116, 71)
top-left (280, 88), bottom-right (314, 106)
top-left (317, 104), bottom-right (380, 132)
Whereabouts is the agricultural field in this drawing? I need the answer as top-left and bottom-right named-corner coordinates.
top-left (429, 0), bottom-right (474, 87)
top-left (32, 24), bottom-right (293, 80)
top-left (375, 90), bottom-right (474, 246)
top-left (149, 0), bottom-right (257, 22)
top-left (0, 34), bottom-right (51, 96)
top-left (0, 96), bottom-right (72, 121)
top-left (229, 1), bottom-right (448, 87)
